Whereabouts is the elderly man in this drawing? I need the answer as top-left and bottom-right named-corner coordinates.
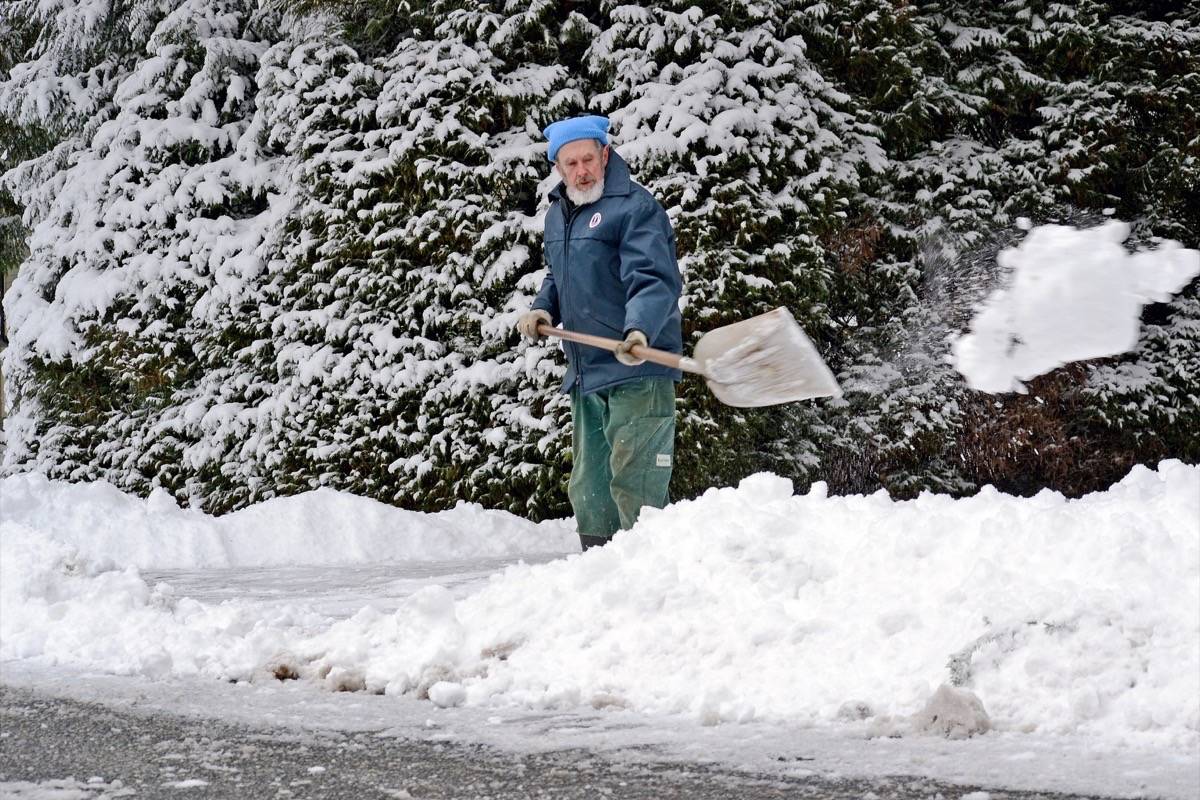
top-left (517, 115), bottom-right (683, 551)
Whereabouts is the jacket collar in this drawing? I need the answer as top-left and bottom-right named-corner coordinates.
top-left (548, 149), bottom-right (633, 204)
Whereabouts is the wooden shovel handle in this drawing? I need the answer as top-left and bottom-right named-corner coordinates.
top-left (537, 323), bottom-right (696, 373)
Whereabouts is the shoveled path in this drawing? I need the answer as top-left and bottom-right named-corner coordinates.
top-left (0, 685), bottom-right (1100, 800)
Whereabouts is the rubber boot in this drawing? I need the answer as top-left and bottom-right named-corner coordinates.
top-left (579, 534), bottom-right (609, 551)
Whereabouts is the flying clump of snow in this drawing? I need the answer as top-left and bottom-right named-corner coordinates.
top-left (1, 462), bottom-right (1197, 753)
top-left (952, 220), bottom-right (1200, 393)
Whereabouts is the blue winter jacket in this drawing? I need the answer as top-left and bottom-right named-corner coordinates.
top-left (532, 150), bottom-right (683, 395)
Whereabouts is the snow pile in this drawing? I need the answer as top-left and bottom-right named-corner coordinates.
top-left (952, 220), bottom-right (1200, 392)
top-left (0, 472), bottom-right (573, 678)
top-left (2, 463), bottom-right (1197, 752)
top-left (0, 473), bottom-right (577, 569)
top-left (299, 461), bottom-right (1198, 748)
top-left (0, 519), bottom-right (313, 677)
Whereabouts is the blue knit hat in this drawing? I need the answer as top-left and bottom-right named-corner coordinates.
top-left (543, 115), bottom-right (610, 162)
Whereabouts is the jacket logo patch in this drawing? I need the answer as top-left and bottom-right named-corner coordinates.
top-left (589, 212), bottom-right (602, 229)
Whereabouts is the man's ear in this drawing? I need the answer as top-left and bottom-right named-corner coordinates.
top-left (601, 144), bottom-right (610, 166)
top-left (554, 161), bottom-right (564, 180)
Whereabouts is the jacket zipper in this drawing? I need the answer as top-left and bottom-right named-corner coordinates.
top-left (562, 199), bottom-right (584, 392)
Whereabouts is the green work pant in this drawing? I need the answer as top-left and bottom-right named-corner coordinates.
top-left (568, 377), bottom-right (676, 543)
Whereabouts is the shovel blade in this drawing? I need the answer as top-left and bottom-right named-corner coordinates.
top-left (692, 307), bottom-right (842, 407)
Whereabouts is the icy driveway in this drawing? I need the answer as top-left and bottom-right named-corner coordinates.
top-left (1, 682), bottom-right (1178, 800)
top-left (143, 557), bottom-right (537, 618)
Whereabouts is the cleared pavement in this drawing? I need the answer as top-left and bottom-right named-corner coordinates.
top-left (0, 684), bottom-right (1100, 800)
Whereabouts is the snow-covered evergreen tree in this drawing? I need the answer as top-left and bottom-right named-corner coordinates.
top-left (2, 0), bottom-right (1196, 511)
top-left (790, 0), bottom-right (1199, 496)
top-left (1, 0), bottom-right (279, 492)
top-left (365, 0), bottom-right (575, 516)
top-left (206, 0), bottom-right (579, 516)
top-left (1086, 283), bottom-right (1200, 465)
top-left (582, 0), bottom-right (880, 495)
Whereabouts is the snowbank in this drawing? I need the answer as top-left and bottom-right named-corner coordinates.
top-left (0, 472), bottom-right (577, 568)
top-left (952, 220), bottom-right (1200, 393)
top-left (2, 463), bottom-right (1197, 753)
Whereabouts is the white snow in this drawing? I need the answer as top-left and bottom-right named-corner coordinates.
top-left (0, 777), bottom-right (135, 799)
top-left (0, 472), bottom-right (577, 569)
top-left (161, 779), bottom-right (208, 789)
top-left (952, 220), bottom-right (1200, 393)
top-left (2, 462), bottom-right (1197, 768)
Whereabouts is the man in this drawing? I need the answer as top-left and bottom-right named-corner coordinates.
top-left (517, 115), bottom-right (683, 551)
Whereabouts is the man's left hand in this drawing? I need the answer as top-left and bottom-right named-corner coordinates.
top-left (615, 330), bottom-right (648, 366)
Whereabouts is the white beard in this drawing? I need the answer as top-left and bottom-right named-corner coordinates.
top-left (565, 177), bottom-right (604, 206)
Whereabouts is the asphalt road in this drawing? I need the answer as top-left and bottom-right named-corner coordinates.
top-left (0, 685), bottom-right (1101, 800)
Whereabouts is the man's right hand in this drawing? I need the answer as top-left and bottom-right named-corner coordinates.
top-left (517, 309), bottom-right (552, 341)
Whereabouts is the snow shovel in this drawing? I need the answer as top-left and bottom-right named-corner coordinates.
top-left (538, 307), bottom-right (842, 407)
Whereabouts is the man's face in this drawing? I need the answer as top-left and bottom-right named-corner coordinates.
top-left (555, 139), bottom-right (609, 199)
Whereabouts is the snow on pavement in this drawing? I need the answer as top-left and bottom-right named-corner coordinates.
top-left (1, 462), bottom-right (1198, 768)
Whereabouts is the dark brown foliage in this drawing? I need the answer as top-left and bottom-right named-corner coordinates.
top-left (958, 365), bottom-right (1167, 497)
